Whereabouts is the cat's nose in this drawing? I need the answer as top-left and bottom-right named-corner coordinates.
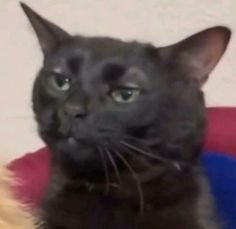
top-left (62, 103), bottom-right (88, 119)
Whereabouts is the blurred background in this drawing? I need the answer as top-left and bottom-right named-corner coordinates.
top-left (0, 0), bottom-right (235, 162)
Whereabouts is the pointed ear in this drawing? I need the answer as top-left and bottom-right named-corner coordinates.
top-left (163, 27), bottom-right (231, 86)
top-left (20, 2), bottom-right (71, 56)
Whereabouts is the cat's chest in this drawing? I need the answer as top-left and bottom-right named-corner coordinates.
top-left (43, 192), bottom-right (201, 229)
top-left (42, 171), bottom-right (202, 229)
top-left (84, 190), bottom-right (138, 224)
top-left (44, 187), bottom-right (156, 229)
top-left (43, 187), bottom-right (192, 229)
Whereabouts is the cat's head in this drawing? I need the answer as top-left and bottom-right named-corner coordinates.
top-left (21, 3), bottom-right (230, 178)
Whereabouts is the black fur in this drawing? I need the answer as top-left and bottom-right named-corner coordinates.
top-left (20, 2), bottom-right (231, 229)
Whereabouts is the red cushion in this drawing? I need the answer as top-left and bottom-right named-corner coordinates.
top-left (8, 147), bottom-right (51, 207)
top-left (204, 107), bottom-right (236, 157)
top-left (8, 107), bottom-right (236, 207)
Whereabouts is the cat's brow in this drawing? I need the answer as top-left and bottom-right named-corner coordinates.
top-left (53, 67), bottom-right (63, 74)
top-left (102, 63), bottom-right (126, 82)
top-left (67, 57), bottom-right (81, 74)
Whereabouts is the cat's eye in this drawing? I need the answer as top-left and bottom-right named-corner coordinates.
top-left (51, 74), bottom-right (71, 91)
top-left (111, 88), bottom-right (140, 103)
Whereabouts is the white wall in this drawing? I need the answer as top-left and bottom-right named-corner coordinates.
top-left (0, 0), bottom-right (235, 162)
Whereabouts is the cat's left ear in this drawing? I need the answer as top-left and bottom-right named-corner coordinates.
top-left (20, 2), bottom-right (71, 56)
top-left (162, 26), bottom-right (231, 86)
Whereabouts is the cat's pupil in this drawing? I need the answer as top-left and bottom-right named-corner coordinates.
top-left (53, 74), bottom-right (70, 91)
top-left (120, 89), bottom-right (133, 100)
top-left (56, 76), bottom-right (68, 87)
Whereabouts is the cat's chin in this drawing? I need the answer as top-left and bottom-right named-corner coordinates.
top-left (52, 137), bottom-right (105, 178)
top-left (51, 134), bottom-right (132, 179)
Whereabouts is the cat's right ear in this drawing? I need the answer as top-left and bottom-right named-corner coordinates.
top-left (20, 2), bottom-right (71, 56)
top-left (159, 27), bottom-right (231, 87)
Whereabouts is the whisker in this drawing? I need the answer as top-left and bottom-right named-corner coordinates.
top-left (125, 135), bottom-right (162, 147)
top-left (120, 145), bottom-right (152, 169)
top-left (121, 141), bottom-right (168, 163)
top-left (104, 147), bottom-right (122, 186)
top-left (98, 147), bottom-right (110, 194)
top-left (112, 149), bottom-right (144, 215)
top-left (121, 141), bottom-right (186, 171)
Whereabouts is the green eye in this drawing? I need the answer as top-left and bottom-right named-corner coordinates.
top-left (51, 74), bottom-right (71, 91)
top-left (111, 88), bottom-right (140, 103)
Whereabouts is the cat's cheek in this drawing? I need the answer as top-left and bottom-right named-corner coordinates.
top-left (120, 107), bottom-right (156, 128)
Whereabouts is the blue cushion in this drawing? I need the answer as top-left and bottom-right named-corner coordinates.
top-left (202, 152), bottom-right (236, 229)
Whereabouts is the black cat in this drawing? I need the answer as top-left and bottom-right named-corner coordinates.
top-left (20, 3), bottom-right (231, 229)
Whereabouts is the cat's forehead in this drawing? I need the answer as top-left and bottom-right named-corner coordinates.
top-left (62, 36), bottom-right (143, 58)
top-left (46, 36), bottom-right (151, 73)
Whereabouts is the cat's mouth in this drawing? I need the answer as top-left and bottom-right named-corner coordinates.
top-left (57, 117), bottom-right (118, 145)
top-left (53, 118), bottom-right (186, 179)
